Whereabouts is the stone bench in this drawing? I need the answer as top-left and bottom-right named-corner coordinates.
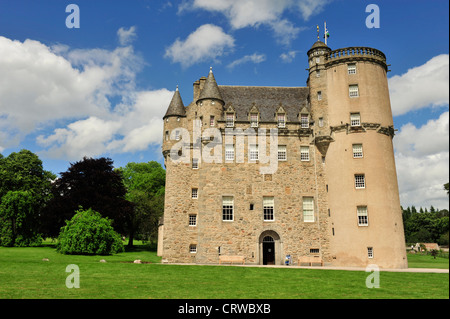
top-left (298, 256), bottom-right (324, 266)
top-left (219, 255), bottom-right (245, 265)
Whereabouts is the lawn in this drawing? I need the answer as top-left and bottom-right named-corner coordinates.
top-left (0, 242), bottom-right (448, 299)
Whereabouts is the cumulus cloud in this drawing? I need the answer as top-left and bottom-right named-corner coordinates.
top-left (117, 26), bottom-right (137, 46)
top-left (164, 24), bottom-right (235, 68)
top-left (179, 0), bottom-right (329, 45)
top-left (0, 32), bottom-right (173, 160)
top-left (394, 111), bottom-right (449, 209)
top-left (389, 54), bottom-right (449, 116)
top-left (227, 53), bottom-right (266, 69)
top-left (280, 50), bottom-right (298, 63)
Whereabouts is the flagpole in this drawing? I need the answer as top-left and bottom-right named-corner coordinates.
top-left (324, 21), bottom-right (327, 45)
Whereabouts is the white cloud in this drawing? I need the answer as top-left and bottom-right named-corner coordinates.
top-left (0, 33), bottom-right (173, 160)
top-left (394, 111), bottom-right (449, 209)
top-left (280, 50), bottom-right (298, 63)
top-left (389, 54), bottom-right (449, 116)
top-left (117, 26), bottom-right (137, 46)
top-left (179, 0), bottom-right (329, 45)
top-left (227, 53), bottom-right (266, 69)
top-left (164, 24), bottom-right (235, 67)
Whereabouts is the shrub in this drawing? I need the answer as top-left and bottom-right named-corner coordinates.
top-left (57, 208), bottom-right (124, 255)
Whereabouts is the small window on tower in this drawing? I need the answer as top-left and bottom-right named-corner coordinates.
top-left (348, 63), bottom-right (357, 74)
top-left (317, 91), bottom-right (322, 101)
top-left (210, 115), bottom-right (215, 127)
top-left (350, 113), bottom-right (361, 127)
top-left (349, 84), bottom-right (359, 97)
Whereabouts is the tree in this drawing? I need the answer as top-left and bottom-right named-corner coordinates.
top-left (41, 157), bottom-right (133, 238)
top-left (57, 208), bottom-right (124, 255)
top-left (0, 150), bottom-right (55, 246)
top-left (116, 161), bottom-right (165, 247)
top-left (444, 183), bottom-right (449, 196)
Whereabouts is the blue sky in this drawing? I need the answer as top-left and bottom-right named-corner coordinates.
top-left (0, 0), bottom-right (448, 209)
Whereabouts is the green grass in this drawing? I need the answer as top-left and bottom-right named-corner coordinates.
top-left (407, 253), bottom-right (449, 269)
top-left (0, 243), bottom-right (448, 299)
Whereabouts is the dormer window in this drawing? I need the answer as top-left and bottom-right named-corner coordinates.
top-left (226, 112), bottom-right (234, 127)
top-left (250, 113), bottom-right (259, 127)
top-left (301, 114), bottom-right (309, 128)
top-left (277, 113), bottom-right (286, 128)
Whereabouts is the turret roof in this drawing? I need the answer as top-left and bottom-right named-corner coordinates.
top-left (197, 67), bottom-right (224, 104)
top-left (163, 86), bottom-right (186, 119)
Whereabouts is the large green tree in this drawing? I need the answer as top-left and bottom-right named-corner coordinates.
top-left (41, 157), bottom-right (133, 238)
top-left (117, 161), bottom-right (165, 247)
top-left (0, 150), bottom-right (55, 246)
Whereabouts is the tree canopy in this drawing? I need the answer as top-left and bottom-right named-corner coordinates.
top-left (116, 161), bottom-right (165, 246)
top-left (41, 157), bottom-right (133, 238)
top-left (0, 150), bottom-right (55, 246)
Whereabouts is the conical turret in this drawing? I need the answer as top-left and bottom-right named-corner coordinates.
top-left (164, 86), bottom-right (186, 119)
top-left (197, 67), bottom-right (224, 105)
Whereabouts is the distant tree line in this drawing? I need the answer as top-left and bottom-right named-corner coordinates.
top-left (402, 205), bottom-right (449, 246)
top-left (0, 149), bottom-right (165, 248)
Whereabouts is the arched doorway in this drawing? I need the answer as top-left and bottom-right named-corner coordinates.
top-left (262, 236), bottom-right (275, 265)
top-left (258, 230), bottom-right (281, 265)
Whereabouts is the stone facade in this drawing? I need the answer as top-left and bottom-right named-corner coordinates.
top-left (158, 41), bottom-right (408, 269)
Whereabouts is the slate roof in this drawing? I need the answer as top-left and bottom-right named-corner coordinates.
top-left (218, 86), bottom-right (310, 123)
top-left (197, 68), bottom-right (224, 103)
top-left (164, 87), bottom-right (186, 119)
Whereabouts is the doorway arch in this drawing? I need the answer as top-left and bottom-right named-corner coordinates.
top-left (258, 230), bottom-right (281, 265)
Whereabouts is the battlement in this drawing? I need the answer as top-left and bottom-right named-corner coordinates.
top-left (326, 46), bottom-right (387, 70)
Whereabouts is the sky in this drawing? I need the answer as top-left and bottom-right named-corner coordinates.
top-left (0, 0), bottom-right (448, 209)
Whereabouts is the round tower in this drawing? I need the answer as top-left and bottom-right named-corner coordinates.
top-left (162, 86), bottom-right (186, 163)
top-left (309, 44), bottom-right (407, 268)
top-left (195, 67), bottom-right (224, 129)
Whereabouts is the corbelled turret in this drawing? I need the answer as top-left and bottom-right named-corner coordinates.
top-left (196, 67), bottom-right (224, 105)
top-left (164, 86), bottom-right (186, 119)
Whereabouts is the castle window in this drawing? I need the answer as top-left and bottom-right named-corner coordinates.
top-left (165, 131), bottom-right (169, 141)
top-left (263, 197), bottom-right (274, 221)
top-left (300, 146), bottom-right (310, 161)
top-left (189, 214), bottom-right (197, 226)
top-left (249, 144), bottom-right (259, 161)
top-left (316, 70), bottom-right (321, 77)
top-left (175, 130), bottom-right (180, 141)
top-left (315, 57), bottom-right (320, 63)
top-left (355, 174), bottom-right (366, 189)
top-left (222, 196), bottom-right (234, 221)
top-left (367, 247), bottom-right (374, 258)
top-left (318, 117), bottom-right (324, 127)
top-left (349, 85), bottom-right (359, 98)
top-left (357, 206), bottom-right (368, 226)
top-left (277, 114), bottom-right (286, 128)
top-left (192, 188), bottom-right (198, 199)
top-left (310, 248), bottom-right (320, 254)
top-left (190, 244), bottom-right (197, 253)
top-left (192, 158), bottom-right (199, 169)
top-left (303, 197), bottom-right (314, 222)
top-left (210, 115), bottom-right (215, 127)
top-left (352, 144), bottom-right (363, 158)
top-left (348, 63), bottom-right (357, 74)
top-left (225, 144), bottom-right (234, 161)
top-left (317, 91), bottom-right (322, 101)
top-left (250, 113), bottom-right (259, 127)
top-left (226, 113), bottom-right (234, 127)
top-left (301, 114), bottom-right (309, 128)
top-left (250, 203), bottom-right (254, 210)
top-left (278, 145), bottom-right (287, 161)
top-left (350, 113), bottom-right (361, 127)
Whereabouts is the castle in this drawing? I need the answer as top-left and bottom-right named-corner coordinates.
top-left (157, 40), bottom-right (408, 269)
